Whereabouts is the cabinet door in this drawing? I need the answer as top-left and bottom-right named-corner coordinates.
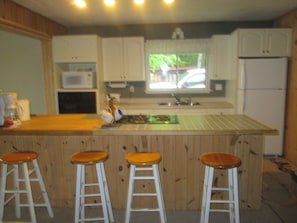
top-left (103, 37), bottom-right (145, 82)
top-left (238, 29), bottom-right (292, 57)
top-left (102, 38), bottom-right (125, 81)
top-left (265, 29), bottom-right (292, 57)
top-left (209, 35), bottom-right (232, 80)
top-left (238, 29), bottom-right (265, 57)
top-left (53, 35), bottom-right (98, 62)
top-left (124, 37), bottom-right (145, 81)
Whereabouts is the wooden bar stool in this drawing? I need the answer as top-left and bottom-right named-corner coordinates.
top-left (0, 151), bottom-right (54, 223)
top-left (71, 151), bottom-right (114, 223)
top-left (200, 152), bottom-right (241, 223)
top-left (125, 152), bottom-right (166, 223)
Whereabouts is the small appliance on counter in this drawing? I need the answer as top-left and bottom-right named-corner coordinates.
top-left (0, 92), bottom-right (20, 127)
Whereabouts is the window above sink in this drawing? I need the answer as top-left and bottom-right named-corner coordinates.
top-left (145, 39), bottom-right (211, 94)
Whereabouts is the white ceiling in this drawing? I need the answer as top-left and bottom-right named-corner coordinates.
top-left (12, 0), bottom-right (297, 27)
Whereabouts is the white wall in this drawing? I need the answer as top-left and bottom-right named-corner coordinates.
top-left (0, 29), bottom-right (46, 114)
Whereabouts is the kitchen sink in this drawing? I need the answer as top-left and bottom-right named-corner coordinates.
top-left (118, 114), bottom-right (178, 124)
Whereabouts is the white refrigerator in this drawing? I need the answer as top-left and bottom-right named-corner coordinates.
top-left (237, 58), bottom-right (288, 155)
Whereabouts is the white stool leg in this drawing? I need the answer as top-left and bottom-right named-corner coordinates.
top-left (125, 165), bottom-right (136, 223)
top-left (0, 163), bottom-right (8, 221)
top-left (13, 164), bottom-right (21, 218)
top-left (152, 164), bottom-right (166, 223)
top-left (96, 163), bottom-right (109, 223)
top-left (74, 164), bottom-right (82, 223)
top-left (99, 162), bottom-right (114, 222)
top-left (32, 160), bottom-right (54, 218)
top-left (81, 165), bottom-right (86, 220)
top-left (232, 168), bottom-right (240, 223)
top-left (22, 163), bottom-right (37, 223)
top-left (200, 166), bottom-right (214, 223)
top-left (228, 168), bottom-right (235, 223)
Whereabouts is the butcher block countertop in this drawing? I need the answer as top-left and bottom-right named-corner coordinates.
top-left (0, 114), bottom-right (277, 136)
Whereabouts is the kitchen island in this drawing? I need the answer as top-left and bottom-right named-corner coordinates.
top-left (0, 114), bottom-right (277, 210)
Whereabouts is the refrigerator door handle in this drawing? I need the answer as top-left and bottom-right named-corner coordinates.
top-left (239, 60), bottom-right (247, 112)
top-left (242, 90), bottom-right (246, 112)
top-left (239, 60), bottom-right (247, 89)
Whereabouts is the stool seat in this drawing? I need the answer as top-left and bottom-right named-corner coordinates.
top-left (126, 152), bottom-right (161, 166)
top-left (71, 151), bottom-right (108, 164)
top-left (200, 152), bottom-right (241, 169)
top-left (0, 151), bottom-right (38, 164)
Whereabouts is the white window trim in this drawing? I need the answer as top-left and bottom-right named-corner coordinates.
top-left (145, 39), bottom-right (211, 94)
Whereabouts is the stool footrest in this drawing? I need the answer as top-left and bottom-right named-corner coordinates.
top-left (79, 193), bottom-right (101, 198)
top-left (135, 167), bottom-right (153, 171)
top-left (83, 183), bottom-right (99, 187)
top-left (131, 208), bottom-right (161, 212)
top-left (79, 217), bottom-right (105, 222)
top-left (211, 187), bottom-right (231, 191)
top-left (3, 194), bottom-right (16, 206)
top-left (210, 200), bottom-right (235, 204)
top-left (83, 203), bottom-right (102, 208)
top-left (210, 209), bottom-right (231, 213)
top-left (4, 189), bottom-right (30, 194)
top-left (133, 193), bottom-right (157, 197)
top-left (132, 176), bottom-right (155, 180)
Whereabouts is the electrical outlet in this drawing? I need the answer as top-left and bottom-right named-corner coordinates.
top-left (215, 84), bottom-right (223, 91)
top-left (129, 85), bottom-right (135, 93)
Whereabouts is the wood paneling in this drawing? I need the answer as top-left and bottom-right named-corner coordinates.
top-left (275, 9), bottom-right (297, 165)
top-left (0, 0), bottom-right (66, 39)
top-left (0, 134), bottom-right (264, 210)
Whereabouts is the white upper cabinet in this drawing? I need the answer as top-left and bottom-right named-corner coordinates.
top-left (102, 37), bottom-right (145, 81)
top-left (208, 35), bottom-right (232, 80)
top-left (237, 28), bottom-right (292, 57)
top-left (52, 35), bottom-right (98, 62)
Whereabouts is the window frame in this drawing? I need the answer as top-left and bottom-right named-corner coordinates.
top-left (145, 39), bottom-right (211, 94)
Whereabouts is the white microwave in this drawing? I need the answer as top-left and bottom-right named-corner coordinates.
top-left (62, 71), bottom-right (95, 89)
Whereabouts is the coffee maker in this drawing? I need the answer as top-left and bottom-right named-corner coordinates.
top-left (0, 92), bottom-right (18, 126)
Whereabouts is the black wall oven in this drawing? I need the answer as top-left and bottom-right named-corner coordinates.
top-left (58, 92), bottom-right (97, 114)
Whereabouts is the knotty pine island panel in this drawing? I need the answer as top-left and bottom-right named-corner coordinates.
top-left (0, 134), bottom-right (264, 210)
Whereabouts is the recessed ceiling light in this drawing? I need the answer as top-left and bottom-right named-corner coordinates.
top-left (74, 0), bottom-right (86, 8)
top-left (134, 0), bottom-right (145, 5)
top-left (164, 0), bottom-right (174, 4)
top-left (104, 0), bottom-right (115, 7)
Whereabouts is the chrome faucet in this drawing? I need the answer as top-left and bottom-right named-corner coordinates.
top-left (171, 93), bottom-right (181, 105)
